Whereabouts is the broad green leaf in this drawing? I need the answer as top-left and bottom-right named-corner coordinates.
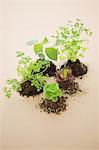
top-left (34, 43), bottom-right (43, 54)
top-left (45, 47), bottom-right (58, 61)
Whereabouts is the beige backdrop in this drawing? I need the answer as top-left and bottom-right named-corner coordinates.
top-left (0, 0), bottom-right (99, 150)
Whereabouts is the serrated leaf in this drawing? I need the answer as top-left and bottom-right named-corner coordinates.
top-left (45, 47), bottom-right (58, 61)
top-left (16, 51), bottom-right (25, 57)
top-left (6, 90), bottom-right (11, 98)
top-left (34, 43), bottom-right (43, 54)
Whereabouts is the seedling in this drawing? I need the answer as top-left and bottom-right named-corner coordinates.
top-left (31, 74), bottom-right (47, 92)
top-left (56, 67), bottom-right (75, 84)
top-left (16, 51), bottom-right (50, 79)
top-left (33, 37), bottom-right (49, 60)
top-left (30, 37), bottom-right (58, 61)
top-left (52, 19), bottom-right (92, 62)
top-left (3, 51), bottom-right (50, 97)
top-left (3, 79), bottom-right (22, 98)
top-left (44, 83), bottom-right (63, 102)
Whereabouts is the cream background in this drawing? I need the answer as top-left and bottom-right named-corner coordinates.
top-left (0, 0), bottom-right (99, 150)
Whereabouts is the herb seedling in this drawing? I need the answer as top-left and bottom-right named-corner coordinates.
top-left (16, 51), bottom-right (50, 80)
top-left (53, 19), bottom-right (92, 62)
top-left (3, 51), bottom-right (50, 98)
top-left (16, 51), bottom-right (51, 93)
top-left (3, 79), bottom-right (22, 98)
top-left (31, 74), bottom-right (47, 92)
top-left (44, 83), bottom-right (63, 102)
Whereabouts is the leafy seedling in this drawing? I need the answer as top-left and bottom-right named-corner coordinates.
top-left (3, 51), bottom-right (50, 98)
top-left (16, 51), bottom-right (50, 81)
top-left (16, 51), bottom-right (51, 93)
top-left (56, 68), bottom-right (75, 83)
top-left (44, 83), bottom-right (63, 102)
top-left (31, 74), bottom-right (47, 92)
top-left (33, 37), bottom-right (49, 60)
top-left (33, 37), bottom-right (58, 61)
top-left (53, 19), bottom-right (92, 62)
top-left (3, 79), bottom-right (22, 98)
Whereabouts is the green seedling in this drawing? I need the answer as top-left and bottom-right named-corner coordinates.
top-left (3, 51), bottom-right (50, 98)
top-left (3, 79), bottom-right (22, 98)
top-left (53, 19), bottom-right (92, 62)
top-left (16, 51), bottom-right (50, 81)
top-left (44, 83), bottom-right (63, 102)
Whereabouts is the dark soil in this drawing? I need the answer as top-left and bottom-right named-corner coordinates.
top-left (40, 96), bottom-right (67, 115)
top-left (32, 60), bottom-right (56, 77)
top-left (43, 61), bottom-right (56, 77)
top-left (19, 60), bottom-right (56, 97)
top-left (19, 80), bottom-right (43, 97)
top-left (61, 59), bottom-right (88, 77)
top-left (58, 79), bottom-right (81, 95)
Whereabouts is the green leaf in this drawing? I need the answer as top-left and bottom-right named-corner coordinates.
top-left (44, 83), bottom-right (63, 102)
top-left (31, 74), bottom-right (47, 92)
top-left (52, 97), bottom-right (58, 102)
top-left (3, 87), bottom-right (7, 92)
top-left (6, 90), bottom-right (11, 98)
top-left (6, 80), bottom-right (13, 84)
top-left (34, 43), bottom-right (43, 54)
top-left (89, 31), bottom-right (92, 36)
top-left (79, 54), bottom-right (84, 58)
top-left (45, 47), bottom-right (58, 61)
top-left (42, 37), bottom-right (48, 44)
top-left (54, 19), bottom-right (92, 61)
top-left (38, 53), bottom-right (45, 60)
top-left (62, 68), bottom-right (68, 79)
top-left (26, 39), bottom-right (38, 46)
top-left (76, 18), bottom-right (81, 22)
top-left (16, 51), bottom-right (24, 57)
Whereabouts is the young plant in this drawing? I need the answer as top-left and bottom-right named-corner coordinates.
top-left (44, 83), bottom-right (63, 102)
top-left (27, 36), bottom-right (58, 61)
top-left (31, 59), bottom-right (50, 75)
top-left (56, 68), bottom-right (75, 83)
top-left (3, 79), bottom-right (22, 98)
top-left (31, 74), bottom-right (48, 92)
top-left (3, 51), bottom-right (50, 98)
top-left (16, 51), bottom-right (32, 81)
top-left (16, 52), bottom-right (51, 93)
top-left (52, 19), bottom-right (92, 62)
top-left (28, 37), bottom-right (58, 61)
top-left (16, 51), bottom-right (50, 81)
top-left (33, 37), bottom-right (49, 59)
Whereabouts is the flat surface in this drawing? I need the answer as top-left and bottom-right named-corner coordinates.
top-left (0, 0), bottom-right (99, 150)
